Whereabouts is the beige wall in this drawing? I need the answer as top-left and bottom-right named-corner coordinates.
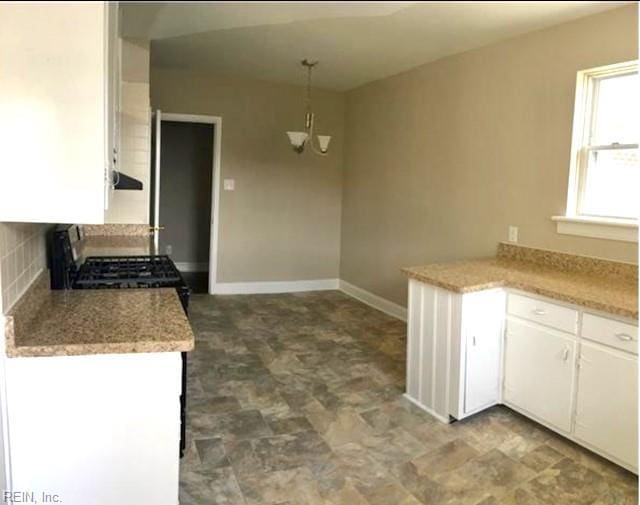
top-left (121, 38), bottom-right (150, 83)
top-left (341, 5), bottom-right (638, 306)
top-left (151, 69), bottom-right (345, 282)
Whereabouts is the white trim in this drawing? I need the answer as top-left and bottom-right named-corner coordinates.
top-left (161, 113), bottom-right (218, 124)
top-left (213, 279), bottom-right (339, 295)
top-left (564, 60), bottom-right (638, 225)
top-left (210, 120), bottom-right (222, 295)
top-left (339, 280), bottom-right (407, 322)
top-left (152, 110), bottom-right (161, 252)
top-left (210, 278), bottom-right (408, 322)
top-left (174, 262), bottom-right (209, 273)
top-left (154, 112), bottom-right (222, 295)
top-left (552, 215), bottom-right (638, 242)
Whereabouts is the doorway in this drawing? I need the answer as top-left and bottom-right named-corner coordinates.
top-left (151, 112), bottom-right (222, 294)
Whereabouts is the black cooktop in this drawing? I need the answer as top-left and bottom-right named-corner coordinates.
top-left (74, 255), bottom-right (184, 288)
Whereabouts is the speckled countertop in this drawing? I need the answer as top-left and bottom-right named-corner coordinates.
top-left (5, 273), bottom-right (194, 358)
top-left (402, 243), bottom-right (638, 320)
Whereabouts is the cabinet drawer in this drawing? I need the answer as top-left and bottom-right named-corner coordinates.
top-left (582, 313), bottom-right (638, 355)
top-left (507, 293), bottom-right (578, 334)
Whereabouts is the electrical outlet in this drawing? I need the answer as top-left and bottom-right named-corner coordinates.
top-left (224, 179), bottom-right (235, 191)
top-left (508, 226), bottom-right (519, 243)
top-left (166, 244), bottom-right (172, 255)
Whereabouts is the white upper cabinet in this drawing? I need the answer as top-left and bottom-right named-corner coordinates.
top-left (0, 2), bottom-right (118, 224)
top-left (105, 2), bottom-right (121, 212)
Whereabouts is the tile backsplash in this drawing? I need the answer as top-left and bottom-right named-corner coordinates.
top-left (0, 223), bottom-right (49, 313)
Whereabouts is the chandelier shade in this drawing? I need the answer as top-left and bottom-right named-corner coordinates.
top-left (286, 59), bottom-right (331, 156)
top-left (317, 135), bottom-right (331, 154)
top-left (286, 131), bottom-right (309, 152)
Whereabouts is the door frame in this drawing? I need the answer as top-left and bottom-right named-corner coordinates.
top-left (153, 111), bottom-right (223, 295)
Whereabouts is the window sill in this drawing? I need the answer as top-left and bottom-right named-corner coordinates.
top-left (551, 215), bottom-right (638, 243)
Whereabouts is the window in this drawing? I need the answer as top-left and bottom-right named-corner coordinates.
top-left (554, 61), bottom-right (639, 242)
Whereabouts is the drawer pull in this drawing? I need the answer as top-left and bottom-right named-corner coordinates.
top-left (532, 308), bottom-right (547, 316)
top-left (615, 333), bottom-right (634, 342)
top-left (562, 347), bottom-right (570, 362)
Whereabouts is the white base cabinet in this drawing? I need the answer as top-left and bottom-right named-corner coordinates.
top-left (406, 281), bottom-right (638, 473)
top-left (405, 280), bottom-right (505, 422)
top-left (574, 341), bottom-right (638, 469)
top-left (503, 320), bottom-right (576, 433)
top-left (452, 289), bottom-right (506, 419)
top-left (5, 352), bottom-right (181, 505)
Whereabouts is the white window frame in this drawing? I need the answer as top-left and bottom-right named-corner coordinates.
top-left (553, 60), bottom-right (638, 243)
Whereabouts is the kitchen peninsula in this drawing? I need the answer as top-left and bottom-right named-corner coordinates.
top-left (403, 243), bottom-right (638, 473)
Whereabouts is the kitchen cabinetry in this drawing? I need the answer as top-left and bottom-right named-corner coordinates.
top-left (406, 280), bottom-right (505, 422)
top-left (405, 280), bottom-right (638, 473)
top-left (574, 334), bottom-right (638, 469)
top-left (5, 352), bottom-right (181, 505)
top-left (406, 280), bottom-right (458, 422)
top-left (105, 2), bottom-right (121, 212)
top-left (503, 320), bottom-right (576, 432)
top-left (452, 289), bottom-right (505, 418)
top-left (507, 292), bottom-right (578, 334)
top-left (0, 2), bottom-right (119, 224)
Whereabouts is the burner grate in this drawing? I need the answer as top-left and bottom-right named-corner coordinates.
top-left (74, 255), bottom-right (184, 288)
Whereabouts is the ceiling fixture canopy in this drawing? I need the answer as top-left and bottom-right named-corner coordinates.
top-left (286, 59), bottom-right (331, 156)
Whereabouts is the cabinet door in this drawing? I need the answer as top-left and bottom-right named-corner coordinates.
top-left (504, 319), bottom-right (576, 432)
top-left (0, 3), bottom-right (109, 224)
top-left (104, 1), bottom-right (120, 211)
top-left (465, 329), bottom-right (502, 413)
top-left (7, 353), bottom-right (182, 505)
top-left (574, 342), bottom-right (638, 470)
top-left (463, 290), bottom-right (504, 414)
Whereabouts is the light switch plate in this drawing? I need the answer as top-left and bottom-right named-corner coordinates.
top-left (508, 226), bottom-right (519, 243)
top-left (166, 244), bottom-right (172, 255)
top-left (224, 179), bottom-right (235, 191)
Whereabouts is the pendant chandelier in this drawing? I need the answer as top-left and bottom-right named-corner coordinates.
top-left (286, 59), bottom-right (331, 156)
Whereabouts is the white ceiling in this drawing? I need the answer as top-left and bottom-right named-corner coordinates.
top-left (122, 2), bottom-right (631, 91)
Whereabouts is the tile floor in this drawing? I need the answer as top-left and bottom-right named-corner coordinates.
top-left (180, 290), bottom-right (638, 504)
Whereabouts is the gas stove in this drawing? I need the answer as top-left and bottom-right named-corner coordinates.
top-left (73, 255), bottom-right (191, 317)
top-left (50, 225), bottom-right (190, 459)
top-left (75, 255), bottom-right (184, 289)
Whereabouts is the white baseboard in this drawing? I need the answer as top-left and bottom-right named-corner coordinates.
top-left (174, 262), bottom-right (208, 272)
top-left (210, 277), bottom-right (407, 323)
top-left (212, 279), bottom-right (340, 295)
top-left (339, 280), bottom-right (407, 322)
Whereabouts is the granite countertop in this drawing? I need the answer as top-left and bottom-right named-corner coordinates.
top-left (5, 273), bottom-right (194, 358)
top-left (402, 243), bottom-right (638, 320)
